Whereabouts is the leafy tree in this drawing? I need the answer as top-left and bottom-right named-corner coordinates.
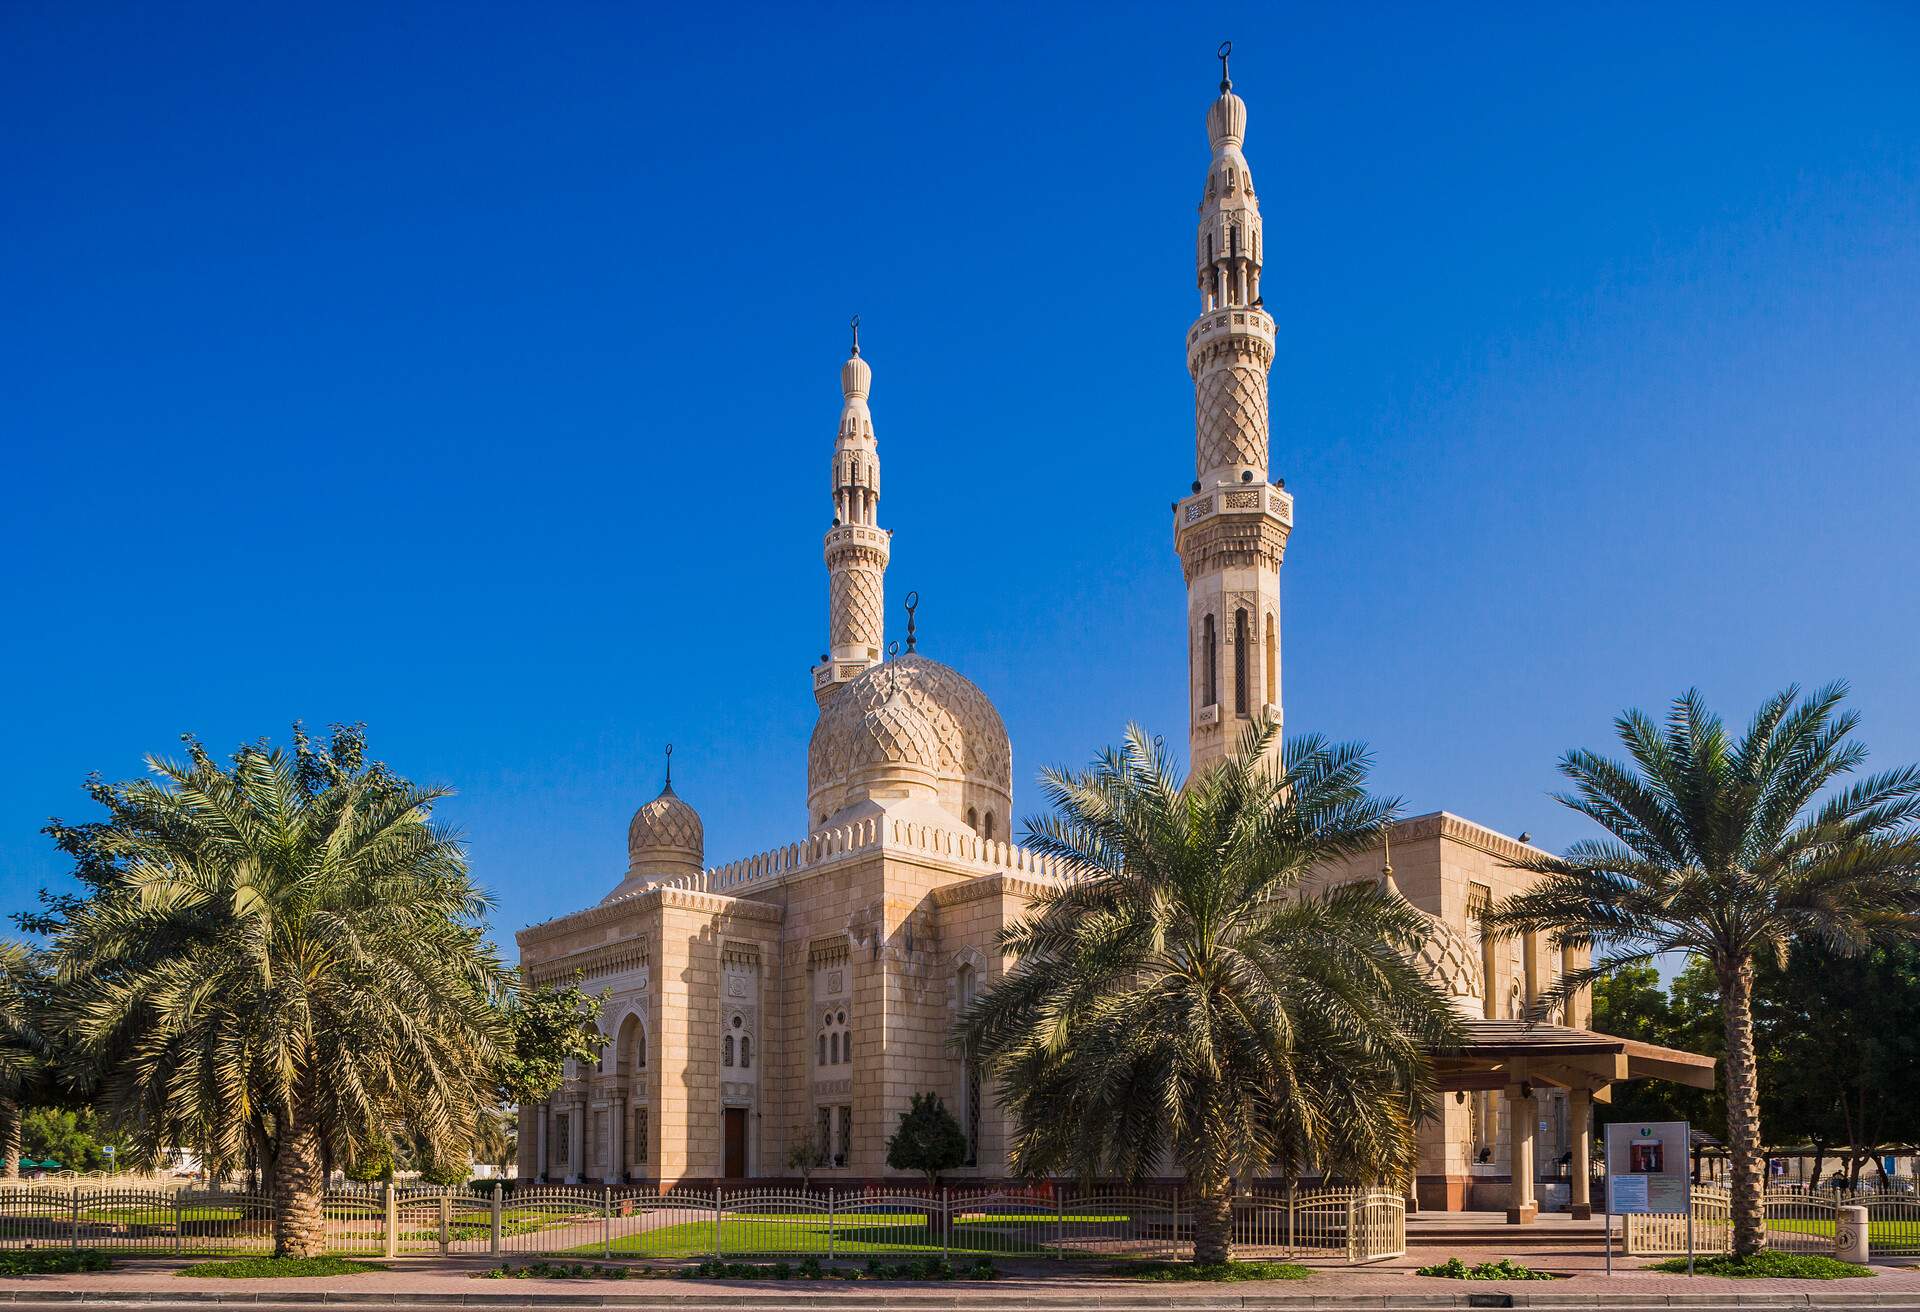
top-left (1484, 685), bottom-right (1920, 1256)
top-left (44, 724), bottom-right (513, 1256)
top-left (21, 1107), bottom-right (116, 1172)
top-left (960, 720), bottom-right (1460, 1264)
top-left (1753, 940), bottom-right (1920, 1187)
top-left (342, 1141), bottom-right (397, 1184)
top-left (787, 1138), bottom-right (828, 1186)
top-left (1591, 960), bottom-right (1724, 1178)
top-left (886, 1093), bottom-right (967, 1188)
top-left (495, 979), bottom-right (603, 1106)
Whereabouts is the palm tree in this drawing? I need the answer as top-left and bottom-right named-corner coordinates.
top-left (959, 720), bottom-right (1462, 1265)
top-left (1482, 685), bottom-right (1920, 1258)
top-left (0, 943), bottom-right (48, 1181)
top-left (50, 724), bottom-right (512, 1256)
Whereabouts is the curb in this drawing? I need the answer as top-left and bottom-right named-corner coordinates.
top-left (4, 1294), bottom-right (1920, 1311)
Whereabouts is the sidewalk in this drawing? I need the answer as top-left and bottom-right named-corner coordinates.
top-left (2, 1255), bottom-right (1919, 1309)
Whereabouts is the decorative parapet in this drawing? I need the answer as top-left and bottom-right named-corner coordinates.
top-left (518, 815), bottom-right (1078, 944)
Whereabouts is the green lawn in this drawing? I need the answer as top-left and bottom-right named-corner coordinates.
top-left (1761, 1217), bottom-right (1920, 1242)
top-left (575, 1212), bottom-right (1058, 1258)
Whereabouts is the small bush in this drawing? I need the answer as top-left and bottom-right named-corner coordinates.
top-left (477, 1261), bottom-right (638, 1280)
top-left (1416, 1256), bottom-right (1557, 1281)
top-left (666, 1257), bottom-right (997, 1282)
top-left (1649, 1251), bottom-right (1873, 1280)
top-left (1112, 1260), bottom-right (1312, 1282)
top-left (0, 1249), bottom-right (114, 1275)
top-left (178, 1256), bottom-right (385, 1279)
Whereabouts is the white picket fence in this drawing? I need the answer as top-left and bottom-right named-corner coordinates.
top-left (1624, 1185), bottom-right (1920, 1259)
top-left (0, 1183), bottom-right (1405, 1264)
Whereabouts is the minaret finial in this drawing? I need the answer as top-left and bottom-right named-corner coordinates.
top-left (664, 742), bottom-right (673, 790)
top-left (849, 313), bottom-right (861, 358)
top-left (904, 590), bottom-right (919, 652)
top-left (1217, 39), bottom-right (1232, 92)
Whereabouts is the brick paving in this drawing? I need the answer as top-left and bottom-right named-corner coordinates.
top-left (0, 1250), bottom-right (1918, 1306)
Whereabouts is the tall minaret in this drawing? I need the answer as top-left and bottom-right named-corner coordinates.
top-left (812, 319), bottom-right (890, 707)
top-left (1174, 45), bottom-right (1295, 771)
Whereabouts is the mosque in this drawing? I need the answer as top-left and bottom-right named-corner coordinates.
top-left (514, 56), bottom-right (1712, 1220)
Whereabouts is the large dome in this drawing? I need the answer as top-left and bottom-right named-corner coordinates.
top-left (807, 653), bottom-right (1012, 830)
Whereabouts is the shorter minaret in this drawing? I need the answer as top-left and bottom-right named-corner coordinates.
top-left (812, 319), bottom-right (891, 707)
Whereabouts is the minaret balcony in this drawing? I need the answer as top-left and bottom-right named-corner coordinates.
top-left (1173, 485), bottom-right (1294, 576)
top-left (1186, 305), bottom-right (1275, 371)
top-left (823, 523), bottom-right (891, 564)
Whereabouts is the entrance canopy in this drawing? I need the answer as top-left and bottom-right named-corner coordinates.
top-left (1434, 1018), bottom-right (1715, 1094)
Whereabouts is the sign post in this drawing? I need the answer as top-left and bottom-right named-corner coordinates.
top-left (1604, 1121), bottom-right (1693, 1276)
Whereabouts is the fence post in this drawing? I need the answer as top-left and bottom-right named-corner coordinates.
top-left (437, 1190), bottom-right (451, 1256)
top-left (712, 1188), bottom-right (721, 1259)
top-left (827, 1189), bottom-right (835, 1265)
top-left (941, 1186), bottom-right (949, 1263)
top-left (1170, 1187), bottom-right (1180, 1262)
top-left (1345, 1192), bottom-right (1358, 1264)
top-left (70, 1188), bottom-right (79, 1249)
top-left (490, 1182), bottom-right (502, 1256)
top-left (383, 1182), bottom-right (398, 1260)
top-left (1055, 1187), bottom-right (1065, 1260)
top-left (174, 1190), bottom-right (184, 1257)
top-left (602, 1186), bottom-right (611, 1260)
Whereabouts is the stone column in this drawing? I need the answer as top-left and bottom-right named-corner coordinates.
top-left (1568, 1089), bottom-right (1593, 1219)
top-left (1505, 1083), bottom-right (1537, 1224)
top-left (534, 1100), bottom-right (549, 1183)
top-left (567, 1097), bottom-right (585, 1184)
top-left (1522, 933), bottom-right (1540, 1021)
top-left (608, 1096), bottom-right (626, 1185)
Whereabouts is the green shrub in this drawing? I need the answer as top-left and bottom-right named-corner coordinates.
top-left (1416, 1256), bottom-right (1557, 1281)
top-left (178, 1256), bottom-right (385, 1279)
top-left (0, 1249), bottom-right (114, 1276)
top-left (1649, 1251), bottom-right (1872, 1280)
top-left (1113, 1260), bottom-right (1312, 1282)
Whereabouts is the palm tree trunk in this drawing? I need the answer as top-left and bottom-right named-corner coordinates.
top-left (1719, 956), bottom-right (1766, 1258)
top-left (0, 1102), bottom-right (17, 1181)
top-left (1190, 1177), bottom-right (1233, 1266)
top-left (272, 1104), bottom-right (328, 1258)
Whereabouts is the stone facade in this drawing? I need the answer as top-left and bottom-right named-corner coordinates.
top-left (514, 60), bottom-right (1594, 1209)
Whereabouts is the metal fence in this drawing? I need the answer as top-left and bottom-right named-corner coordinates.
top-left (0, 1184), bottom-right (1404, 1265)
top-left (1622, 1185), bottom-right (1920, 1258)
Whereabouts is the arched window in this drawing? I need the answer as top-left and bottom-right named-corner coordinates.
top-left (818, 1033), bottom-right (827, 1066)
top-left (723, 1035), bottom-right (735, 1067)
top-left (1233, 608), bottom-right (1250, 715)
top-left (958, 965), bottom-right (981, 1166)
top-left (739, 1036), bottom-right (751, 1070)
top-left (1202, 615), bottom-right (1217, 707)
top-left (1264, 613), bottom-right (1277, 710)
top-left (967, 807), bottom-right (978, 831)
top-left (830, 1032), bottom-right (840, 1064)
top-left (984, 812), bottom-right (996, 840)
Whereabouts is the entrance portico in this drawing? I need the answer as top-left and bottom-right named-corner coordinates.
top-left (1435, 1020), bottom-right (1716, 1222)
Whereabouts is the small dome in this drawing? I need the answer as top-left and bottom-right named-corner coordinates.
top-left (841, 352), bottom-right (871, 400)
top-left (1206, 90), bottom-right (1246, 151)
top-left (624, 781), bottom-right (703, 880)
top-left (1412, 916), bottom-right (1484, 1007)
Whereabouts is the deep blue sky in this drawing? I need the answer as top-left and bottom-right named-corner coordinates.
top-left (4, 3), bottom-right (1917, 956)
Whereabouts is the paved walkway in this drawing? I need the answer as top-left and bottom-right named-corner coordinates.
top-left (3, 1254), bottom-right (1920, 1308)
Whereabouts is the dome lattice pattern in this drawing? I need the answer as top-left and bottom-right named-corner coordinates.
top-left (627, 786), bottom-right (703, 863)
top-left (808, 654), bottom-right (1012, 796)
